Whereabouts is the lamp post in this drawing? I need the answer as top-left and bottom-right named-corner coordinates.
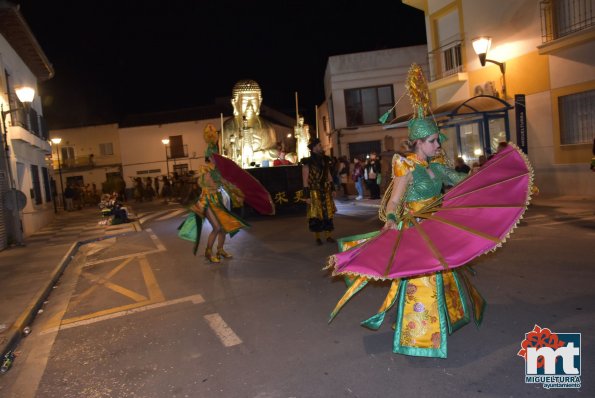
top-left (472, 37), bottom-right (507, 99)
top-left (1, 85), bottom-right (36, 246)
top-left (50, 137), bottom-right (64, 211)
top-left (161, 138), bottom-right (170, 177)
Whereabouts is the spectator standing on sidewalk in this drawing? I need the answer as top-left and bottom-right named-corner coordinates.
top-left (352, 156), bottom-right (364, 200)
top-left (338, 156), bottom-right (350, 199)
top-left (364, 152), bottom-right (381, 199)
top-left (63, 184), bottom-right (75, 211)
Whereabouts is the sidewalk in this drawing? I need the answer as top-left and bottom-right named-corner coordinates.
top-left (0, 206), bottom-right (140, 360)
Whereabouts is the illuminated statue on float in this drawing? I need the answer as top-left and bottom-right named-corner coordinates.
top-left (294, 116), bottom-right (310, 163)
top-left (222, 80), bottom-right (279, 168)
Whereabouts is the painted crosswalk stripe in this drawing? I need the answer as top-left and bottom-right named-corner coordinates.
top-left (155, 209), bottom-right (186, 221)
top-left (139, 209), bottom-right (172, 224)
top-left (204, 313), bottom-right (242, 347)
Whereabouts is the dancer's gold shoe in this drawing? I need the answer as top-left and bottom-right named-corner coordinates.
top-left (216, 248), bottom-right (233, 259)
top-left (205, 248), bottom-right (220, 263)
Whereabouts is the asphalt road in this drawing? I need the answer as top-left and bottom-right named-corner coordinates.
top-left (1, 200), bottom-right (593, 397)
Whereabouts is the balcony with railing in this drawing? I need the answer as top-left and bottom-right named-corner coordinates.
top-left (539, 0), bottom-right (595, 53)
top-left (51, 154), bottom-right (120, 172)
top-left (166, 144), bottom-right (189, 159)
top-left (6, 98), bottom-right (50, 150)
top-left (428, 36), bottom-right (465, 82)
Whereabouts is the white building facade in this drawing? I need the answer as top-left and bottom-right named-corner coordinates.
top-left (318, 45), bottom-right (429, 161)
top-left (0, 3), bottom-right (54, 248)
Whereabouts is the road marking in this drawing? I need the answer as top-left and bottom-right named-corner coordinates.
top-left (139, 209), bottom-right (172, 224)
top-left (204, 313), bottom-right (243, 347)
top-left (155, 208), bottom-right (186, 221)
top-left (41, 294), bottom-right (205, 334)
top-left (147, 228), bottom-right (166, 251)
top-left (139, 255), bottom-right (165, 302)
top-left (84, 228), bottom-right (166, 266)
top-left (44, 254), bottom-right (166, 330)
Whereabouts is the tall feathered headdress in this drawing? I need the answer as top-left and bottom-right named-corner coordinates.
top-left (405, 63), bottom-right (440, 141)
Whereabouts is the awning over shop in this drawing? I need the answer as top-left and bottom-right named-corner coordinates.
top-left (383, 95), bottom-right (513, 129)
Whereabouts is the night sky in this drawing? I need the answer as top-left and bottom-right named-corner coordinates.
top-left (16, 1), bottom-right (426, 129)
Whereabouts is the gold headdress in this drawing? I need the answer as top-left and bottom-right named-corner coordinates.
top-left (204, 123), bottom-right (219, 158)
top-left (406, 63), bottom-right (440, 141)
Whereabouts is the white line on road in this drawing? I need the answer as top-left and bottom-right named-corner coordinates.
top-left (41, 294), bottom-right (205, 334)
top-left (204, 313), bottom-right (243, 347)
top-left (146, 228), bottom-right (166, 251)
top-left (139, 209), bottom-right (173, 224)
top-left (155, 209), bottom-right (186, 221)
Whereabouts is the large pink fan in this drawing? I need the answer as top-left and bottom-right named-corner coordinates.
top-left (212, 153), bottom-right (275, 215)
top-left (328, 144), bottom-right (534, 280)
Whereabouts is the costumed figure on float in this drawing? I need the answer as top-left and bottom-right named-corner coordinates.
top-left (325, 64), bottom-right (535, 358)
top-left (294, 116), bottom-right (310, 163)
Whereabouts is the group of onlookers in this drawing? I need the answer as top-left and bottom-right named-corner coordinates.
top-left (331, 153), bottom-right (382, 200)
top-left (331, 142), bottom-right (512, 201)
top-left (62, 182), bottom-right (100, 211)
top-left (132, 175), bottom-right (173, 203)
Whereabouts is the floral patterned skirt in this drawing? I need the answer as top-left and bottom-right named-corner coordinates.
top-left (329, 232), bottom-right (486, 358)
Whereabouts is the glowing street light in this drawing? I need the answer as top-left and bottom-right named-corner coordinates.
top-left (161, 138), bottom-right (170, 177)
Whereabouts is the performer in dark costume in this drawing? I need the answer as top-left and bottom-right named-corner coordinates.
top-left (300, 138), bottom-right (337, 245)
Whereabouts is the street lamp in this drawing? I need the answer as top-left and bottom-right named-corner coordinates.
top-left (0, 85), bottom-right (36, 246)
top-left (161, 138), bottom-right (170, 177)
top-left (50, 137), bottom-right (65, 211)
top-left (472, 37), bottom-right (507, 99)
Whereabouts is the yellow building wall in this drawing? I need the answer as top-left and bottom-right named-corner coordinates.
top-left (551, 80), bottom-right (595, 164)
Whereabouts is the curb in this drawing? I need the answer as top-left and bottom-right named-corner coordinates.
top-left (0, 241), bottom-right (80, 360)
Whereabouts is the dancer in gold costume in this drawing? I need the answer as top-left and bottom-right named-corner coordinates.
top-left (185, 125), bottom-right (249, 262)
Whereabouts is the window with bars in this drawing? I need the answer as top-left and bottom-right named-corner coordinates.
top-left (559, 89), bottom-right (595, 145)
top-left (344, 85), bottom-right (395, 127)
top-left (541, 0), bottom-right (595, 42)
top-left (443, 44), bottom-right (462, 75)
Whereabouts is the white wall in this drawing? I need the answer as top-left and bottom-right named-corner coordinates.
top-left (119, 119), bottom-right (216, 189)
top-left (1, 33), bottom-right (53, 237)
top-left (462, 0), bottom-right (542, 72)
top-left (549, 41), bottom-right (595, 88)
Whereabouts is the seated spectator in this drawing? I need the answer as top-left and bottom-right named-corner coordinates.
top-left (273, 151), bottom-right (293, 166)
